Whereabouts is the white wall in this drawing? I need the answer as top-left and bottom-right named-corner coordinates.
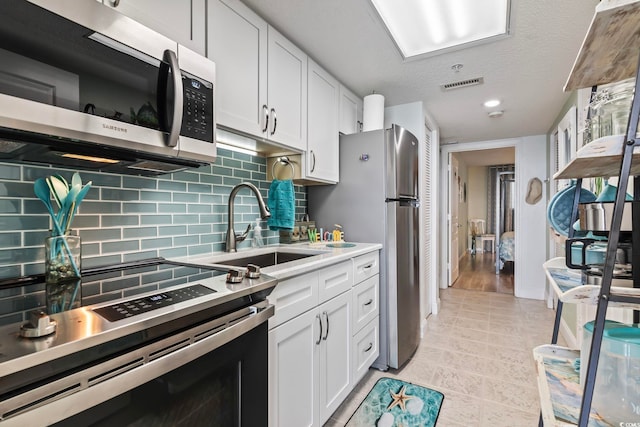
top-left (467, 166), bottom-right (487, 248)
top-left (440, 136), bottom-right (548, 300)
top-left (455, 154), bottom-right (468, 258)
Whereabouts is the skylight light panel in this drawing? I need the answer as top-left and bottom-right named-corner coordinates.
top-left (371, 0), bottom-right (511, 59)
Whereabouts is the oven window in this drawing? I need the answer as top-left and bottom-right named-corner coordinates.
top-left (51, 323), bottom-right (268, 427)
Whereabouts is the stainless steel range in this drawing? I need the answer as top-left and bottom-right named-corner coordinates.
top-left (0, 258), bottom-right (276, 426)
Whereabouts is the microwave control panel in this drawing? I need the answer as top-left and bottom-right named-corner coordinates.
top-left (181, 75), bottom-right (214, 143)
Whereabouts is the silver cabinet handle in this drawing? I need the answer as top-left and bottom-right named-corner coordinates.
top-left (262, 105), bottom-right (269, 133)
top-left (363, 263), bottom-right (373, 270)
top-left (158, 50), bottom-right (183, 148)
top-left (364, 298), bottom-right (373, 306)
top-left (270, 108), bottom-right (277, 136)
top-left (315, 314), bottom-right (322, 345)
top-left (322, 311), bottom-right (329, 341)
top-left (364, 342), bottom-right (373, 352)
top-left (310, 151), bottom-right (316, 173)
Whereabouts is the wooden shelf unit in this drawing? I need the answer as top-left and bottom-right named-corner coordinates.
top-left (564, 0), bottom-right (640, 91)
top-left (539, 1), bottom-right (640, 425)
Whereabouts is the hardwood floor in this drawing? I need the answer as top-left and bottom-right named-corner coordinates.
top-left (452, 252), bottom-right (514, 294)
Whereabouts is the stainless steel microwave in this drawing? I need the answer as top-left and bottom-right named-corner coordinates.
top-left (0, 0), bottom-right (216, 175)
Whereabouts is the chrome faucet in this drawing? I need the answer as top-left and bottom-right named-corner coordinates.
top-left (225, 182), bottom-right (271, 252)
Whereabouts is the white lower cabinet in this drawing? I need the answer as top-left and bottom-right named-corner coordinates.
top-left (318, 291), bottom-right (352, 423)
top-left (269, 290), bottom-right (351, 427)
top-left (352, 317), bottom-right (379, 384)
top-left (268, 250), bottom-right (380, 427)
top-left (269, 308), bottom-right (319, 427)
top-left (351, 253), bottom-right (380, 386)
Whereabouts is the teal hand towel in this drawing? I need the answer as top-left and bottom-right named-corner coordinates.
top-left (267, 179), bottom-right (295, 231)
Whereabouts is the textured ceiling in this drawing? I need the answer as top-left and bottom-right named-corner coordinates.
top-left (240, 0), bottom-right (599, 144)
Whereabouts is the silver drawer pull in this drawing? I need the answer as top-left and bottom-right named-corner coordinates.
top-left (363, 299), bottom-right (373, 306)
top-left (322, 311), bottom-right (329, 341)
top-left (363, 263), bottom-right (373, 270)
top-left (364, 342), bottom-right (373, 352)
top-left (262, 105), bottom-right (269, 133)
top-left (316, 314), bottom-right (322, 345)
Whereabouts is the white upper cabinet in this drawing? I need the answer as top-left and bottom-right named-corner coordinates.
top-left (306, 59), bottom-right (340, 183)
top-left (208, 0), bottom-right (307, 151)
top-left (266, 27), bottom-right (307, 151)
top-left (339, 84), bottom-right (362, 135)
top-left (102, 0), bottom-right (206, 55)
top-left (208, 0), bottom-right (267, 138)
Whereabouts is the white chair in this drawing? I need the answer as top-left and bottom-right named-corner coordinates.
top-left (469, 219), bottom-right (495, 253)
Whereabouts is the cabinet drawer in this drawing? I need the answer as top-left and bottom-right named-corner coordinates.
top-left (352, 316), bottom-right (379, 385)
top-left (318, 260), bottom-right (353, 302)
top-left (353, 252), bottom-right (379, 285)
top-left (352, 275), bottom-right (379, 333)
top-left (268, 272), bottom-right (319, 329)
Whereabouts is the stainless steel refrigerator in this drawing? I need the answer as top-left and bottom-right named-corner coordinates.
top-left (308, 124), bottom-right (420, 370)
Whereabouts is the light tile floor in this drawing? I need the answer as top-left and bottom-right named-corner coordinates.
top-left (324, 287), bottom-right (566, 426)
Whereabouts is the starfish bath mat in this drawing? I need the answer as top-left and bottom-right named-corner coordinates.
top-left (345, 377), bottom-right (444, 427)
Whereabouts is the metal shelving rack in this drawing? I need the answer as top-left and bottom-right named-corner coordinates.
top-left (535, 1), bottom-right (640, 425)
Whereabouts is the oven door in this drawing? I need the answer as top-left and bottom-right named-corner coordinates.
top-left (0, 302), bottom-right (273, 427)
top-left (0, 0), bottom-right (215, 171)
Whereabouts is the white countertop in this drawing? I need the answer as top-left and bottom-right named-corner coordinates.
top-left (172, 242), bottom-right (382, 280)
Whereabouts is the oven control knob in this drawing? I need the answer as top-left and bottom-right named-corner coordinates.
top-left (20, 310), bottom-right (57, 338)
top-left (245, 263), bottom-right (261, 279)
top-left (226, 269), bottom-right (244, 284)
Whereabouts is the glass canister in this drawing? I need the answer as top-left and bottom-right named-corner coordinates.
top-left (591, 327), bottom-right (640, 424)
top-left (580, 320), bottom-right (626, 386)
top-left (589, 78), bottom-right (636, 140)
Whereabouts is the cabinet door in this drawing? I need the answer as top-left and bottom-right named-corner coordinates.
top-left (208, 0), bottom-right (268, 138)
top-left (339, 85), bottom-right (360, 135)
top-left (307, 59), bottom-right (340, 183)
top-left (267, 27), bottom-right (307, 151)
top-left (269, 309), bottom-right (320, 427)
top-left (318, 291), bottom-right (352, 424)
top-left (103, 0), bottom-right (206, 55)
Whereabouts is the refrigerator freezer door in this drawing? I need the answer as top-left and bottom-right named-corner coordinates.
top-left (385, 124), bottom-right (419, 200)
top-left (386, 199), bottom-right (420, 368)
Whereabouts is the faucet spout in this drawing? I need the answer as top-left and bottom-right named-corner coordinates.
top-left (226, 182), bottom-right (271, 252)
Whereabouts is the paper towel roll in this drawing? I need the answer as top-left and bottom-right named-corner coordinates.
top-left (362, 94), bottom-right (384, 131)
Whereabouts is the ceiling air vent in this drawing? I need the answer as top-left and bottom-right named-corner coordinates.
top-left (441, 77), bottom-right (484, 91)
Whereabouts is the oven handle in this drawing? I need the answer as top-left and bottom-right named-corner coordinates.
top-left (0, 302), bottom-right (274, 427)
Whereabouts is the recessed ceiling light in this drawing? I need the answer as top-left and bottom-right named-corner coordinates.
top-left (484, 99), bottom-right (501, 108)
top-left (370, 0), bottom-right (511, 59)
top-left (488, 110), bottom-right (504, 118)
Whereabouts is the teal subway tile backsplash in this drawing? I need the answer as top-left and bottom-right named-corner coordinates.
top-left (0, 164), bottom-right (20, 180)
top-left (0, 233), bottom-right (21, 247)
top-left (0, 150), bottom-right (308, 324)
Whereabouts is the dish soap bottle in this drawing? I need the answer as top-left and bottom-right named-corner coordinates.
top-left (252, 218), bottom-right (264, 248)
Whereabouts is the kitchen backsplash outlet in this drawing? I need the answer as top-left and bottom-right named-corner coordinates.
top-left (0, 148), bottom-right (308, 326)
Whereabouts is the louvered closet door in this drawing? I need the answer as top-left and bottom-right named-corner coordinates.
top-left (423, 123), bottom-right (433, 313)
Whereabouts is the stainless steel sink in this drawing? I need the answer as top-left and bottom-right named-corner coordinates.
top-left (218, 251), bottom-right (320, 268)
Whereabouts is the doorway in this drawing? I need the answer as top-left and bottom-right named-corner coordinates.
top-left (447, 147), bottom-right (515, 294)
